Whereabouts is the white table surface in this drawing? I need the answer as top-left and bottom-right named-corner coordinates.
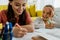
top-left (12, 28), bottom-right (60, 40)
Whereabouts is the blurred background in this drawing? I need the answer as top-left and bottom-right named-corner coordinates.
top-left (0, 0), bottom-right (60, 20)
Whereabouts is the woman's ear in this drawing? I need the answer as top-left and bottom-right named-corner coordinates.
top-left (9, 1), bottom-right (13, 5)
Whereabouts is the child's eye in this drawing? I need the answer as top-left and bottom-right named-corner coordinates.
top-left (43, 11), bottom-right (45, 13)
top-left (22, 3), bottom-right (26, 6)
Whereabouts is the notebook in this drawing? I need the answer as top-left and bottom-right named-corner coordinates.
top-left (47, 31), bottom-right (60, 38)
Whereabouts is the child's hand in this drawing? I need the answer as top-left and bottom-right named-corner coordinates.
top-left (45, 21), bottom-right (55, 29)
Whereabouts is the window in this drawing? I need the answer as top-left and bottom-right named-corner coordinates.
top-left (0, 0), bottom-right (9, 5)
top-left (54, 0), bottom-right (60, 8)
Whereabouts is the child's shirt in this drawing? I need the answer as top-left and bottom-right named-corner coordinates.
top-left (33, 17), bottom-right (45, 29)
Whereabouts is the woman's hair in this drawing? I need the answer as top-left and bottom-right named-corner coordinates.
top-left (7, 0), bottom-right (26, 26)
top-left (44, 5), bottom-right (54, 11)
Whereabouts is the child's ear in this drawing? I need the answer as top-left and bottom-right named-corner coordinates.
top-left (51, 11), bottom-right (54, 17)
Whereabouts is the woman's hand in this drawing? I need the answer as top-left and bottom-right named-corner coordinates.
top-left (13, 23), bottom-right (27, 38)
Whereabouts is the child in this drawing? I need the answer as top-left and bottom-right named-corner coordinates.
top-left (33, 5), bottom-right (55, 29)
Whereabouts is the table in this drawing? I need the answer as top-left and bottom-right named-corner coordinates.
top-left (12, 28), bottom-right (60, 40)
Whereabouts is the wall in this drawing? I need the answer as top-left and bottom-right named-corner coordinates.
top-left (0, 0), bottom-right (60, 11)
top-left (54, 0), bottom-right (60, 8)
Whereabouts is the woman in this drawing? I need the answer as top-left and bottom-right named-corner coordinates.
top-left (0, 0), bottom-right (34, 38)
top-left (33, 5), bottom-right (55, 29)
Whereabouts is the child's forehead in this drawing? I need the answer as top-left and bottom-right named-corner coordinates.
top-left (44, 7), bottom-right (53, 10)
top-left (43, 7), bottom-right (53, 12)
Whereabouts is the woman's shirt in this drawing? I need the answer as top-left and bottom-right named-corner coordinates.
top-left (0, 10), bottom-right (32, 26)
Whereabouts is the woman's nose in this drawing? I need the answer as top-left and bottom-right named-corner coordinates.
top-left (19, 5), bottom-right (23, 10)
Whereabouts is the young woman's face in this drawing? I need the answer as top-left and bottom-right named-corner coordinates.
top-left (42, 7), bottom-right (54, 20)
top-left (10, 0), bottom-right (26, 16)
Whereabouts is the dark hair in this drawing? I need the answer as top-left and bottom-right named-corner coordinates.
top-left (44, 5), bottom-right (54, 11)
top-left (7, 0), bottom-right (26, 26)
top-left (9, 0), bottom-right (13, 1)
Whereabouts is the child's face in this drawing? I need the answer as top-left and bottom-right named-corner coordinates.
top-left (10, 0), bottom-right (27, 16)
top-left (42, 7), bottom-right (54, 21)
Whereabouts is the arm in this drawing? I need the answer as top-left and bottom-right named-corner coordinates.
top-left (0, 10), bottom-right (7, 26)
top-left (0, 10), bottom-right (8, 38)
top-left (21, 23), bottom-right (34, 32)
top-left (12, 12), bottom-right (34, 37)
top-left (12, 23), bottom-right (34, 38)
top-left (0, 12), bottom-right (2, 34)
top-left (22, 12), bottom-right (34, 32)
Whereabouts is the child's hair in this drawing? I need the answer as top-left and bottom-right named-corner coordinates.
top-left (44, 5), bottom-right (54, 11)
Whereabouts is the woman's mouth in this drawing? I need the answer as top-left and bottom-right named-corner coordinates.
top-left (16, 9), bottom-right (23, 15)
top-left (17, 10), bottom-right (21, 13)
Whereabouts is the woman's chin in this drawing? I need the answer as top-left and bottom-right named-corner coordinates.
top-left (17, 12), bottom-right (22, 15)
